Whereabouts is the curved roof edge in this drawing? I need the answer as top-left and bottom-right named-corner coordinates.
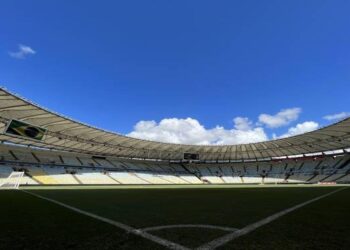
top-left (0, 86), bottom-right (349, 161)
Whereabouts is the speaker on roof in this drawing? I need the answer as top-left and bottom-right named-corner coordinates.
top-left (184, 153), bottom-right (199, 160)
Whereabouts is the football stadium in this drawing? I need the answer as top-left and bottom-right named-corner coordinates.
top-left (2, 1), bottom-right (350, 250)
top-left (0, 87), bottom-right (350, 250)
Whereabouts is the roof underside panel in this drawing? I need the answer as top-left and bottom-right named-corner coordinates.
top-left (0, 87), bottom-right (349, 161)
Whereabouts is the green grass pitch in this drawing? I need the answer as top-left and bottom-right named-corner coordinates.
top-left (0, 185), bottom-right (349, 249)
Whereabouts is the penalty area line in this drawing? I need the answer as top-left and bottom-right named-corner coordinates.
top-left (21, 190), bottom-right (190, 250)
top-left (196, 187), bottom-right (348, 250)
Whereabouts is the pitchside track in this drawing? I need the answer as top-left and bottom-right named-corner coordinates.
top-left (1, 185), bottom-right (350, 250)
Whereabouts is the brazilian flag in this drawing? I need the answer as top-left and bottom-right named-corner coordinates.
top-left (5, 120), bottom-right (46, 141)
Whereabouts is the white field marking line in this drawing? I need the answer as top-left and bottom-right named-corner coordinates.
top-left (196, 187), bottom-right (348, 250)
top-left (141, 224), bottom-right (238, 232)
top-left (21, 190), bottom-right (190, 250)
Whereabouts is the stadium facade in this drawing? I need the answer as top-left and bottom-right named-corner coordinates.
top-left (1, 87), bottom-right (350, 185)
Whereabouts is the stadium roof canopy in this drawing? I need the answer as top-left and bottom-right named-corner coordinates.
top-left (0, 87), bottom-right (349, 162)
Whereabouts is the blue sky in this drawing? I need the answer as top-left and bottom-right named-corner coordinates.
top-left (0, 1), bottom-right (349, 145)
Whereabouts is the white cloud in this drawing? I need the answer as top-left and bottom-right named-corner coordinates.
top-left (276, 121), bottom-right (319, 139)
top-left (127, 117), bottom-right (268, 145)
top-left (323, 112), bottom-right (350, 121)
top-left (9, 44), bottom-right (36, 59)
top-left (258, 108), bottom-right (301, 128)
top-left (233, 117), bottom-right (252, 131)
top-left (127, 108), bottom-right (324, 144)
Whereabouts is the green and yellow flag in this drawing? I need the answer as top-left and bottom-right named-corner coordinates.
top-left (5, 120), bottom-right (46, 141)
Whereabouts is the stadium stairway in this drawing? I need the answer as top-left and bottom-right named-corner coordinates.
top-left (177, 175), bottom-right (192, 184)
top-left (181, 163), bottom-right (203, 183)
top-left (306, 174), bottom-right (318, 183)
top-left (106, 173), bottom-right (121, 184)
top-left (332, 173), bottom-right (349, 182)
top-left (130, 172), bottom-right (151, 184)
top-left (136, 173), bottom-right (172, 184)
top-left (72, 174), bottom-right (83, 184)
top-left (157, 174), bottom-right (189, 184)
top-left (42, 167), bottom-right (79, 184)
top-left (27, 167), bottom-right (59, 185)
top-left (108, 172), bottom-right (149, 184)
top-left (156, 175), bottom-right (175, 184)
top-left (21, 173), bottom-right (39, 185)
top-left (74, 171), bottom-right (118, 184)
top-left (178, 174), bottom-right (203, 184)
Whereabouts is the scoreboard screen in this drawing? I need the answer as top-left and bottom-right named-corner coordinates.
top-left (5, 119), bottom-right (46, 141)
top-left (184, 153), bottom-right (199, 160)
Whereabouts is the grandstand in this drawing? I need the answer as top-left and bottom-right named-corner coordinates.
top-left (1, 87), bottom-right (350, 250)
top-left (0, 86), bottom-right (349, 186)
top-left (2, 142), bottom-right (350, 185)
